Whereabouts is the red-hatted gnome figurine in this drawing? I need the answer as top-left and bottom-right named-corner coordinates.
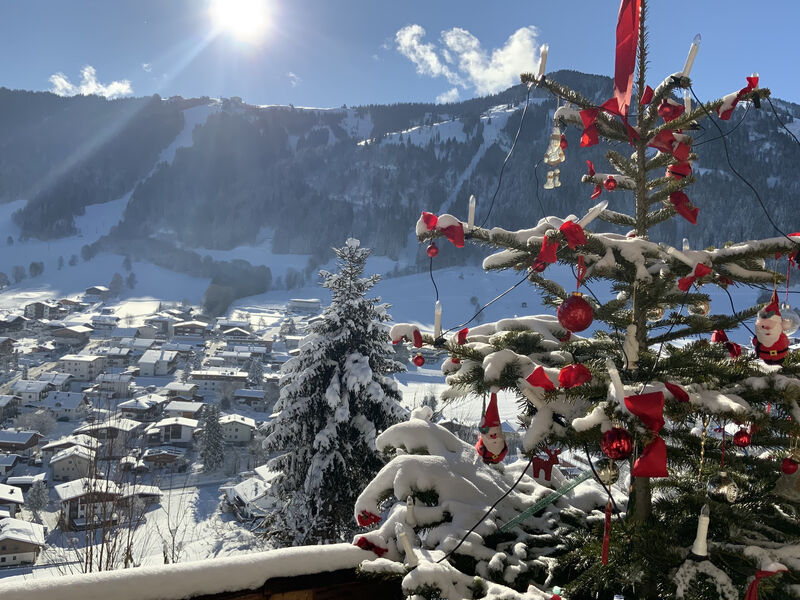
top-left (754, 291), bottom-right (790, 365)
top-left (475, 393), bottom-right (508, 464)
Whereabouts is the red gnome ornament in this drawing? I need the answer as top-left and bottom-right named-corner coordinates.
top-left (475, 393), bottom-right (508, 464)
top-left (753, 291), bottom-right (790, 365)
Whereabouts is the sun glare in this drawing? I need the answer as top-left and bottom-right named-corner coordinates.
top-left (210, 0), bottom-right (271, 43)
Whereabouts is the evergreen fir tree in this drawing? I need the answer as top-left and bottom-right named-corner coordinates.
top-left (26, 479), bottom-right (49, 521)
top-left (247, 357), bottom-right (264, 389)
top-left (201, 405), bottom-right (224, 472)
top-left (263, 238), bottom-right (406, 545)
top-left (358, 3), bottom-right (800, 598)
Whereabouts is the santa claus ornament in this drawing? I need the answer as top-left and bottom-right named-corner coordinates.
top-left (475, 393), bottom-right (508, 464)
top-left (753, 291), bottom-right (790, 365)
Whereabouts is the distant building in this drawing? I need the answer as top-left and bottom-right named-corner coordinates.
top-left (141, 446), bottom-right (185, 469)
top-left (104, 347), bottom-right (133, 367)
top-left (234, 389), bottom-right (268, 411)
top-left (163, 382), bottom-right (198, 401)
top-left (0, 431), bottom-right (43, 457)
top-left (163, 400), bottom-right (205, 420)
top-left (0, 483), bottom-right (24, 518)
top-left (24, 301), bottom-right (64, 320)
top-left (54, 478), bottom-right (119, 530)
top-left (10, 380), bottom-right (51, 404)
top-left (144, 315), bottom-right (177, 338)
top-left (0, 396), bottom-right (20, 421)
top-left (84, 286), bottom-right (110, 302)
top-left (50, 446), bottom-right (95, 482)
top-left (95, 373), bottom-right (133, 398)
top-left (173, 320), bottom-right (210, 338)
top-left (73, 418), bottom-right (141, 457)
top-left (36, 371), bottom-right (74, 392)
top-left (0, 454), bottom-right (20, 480)
top-left (0, 337), bottom-right (15, 356)
top-left (52, 325), bottom-right (93, 346)
top-left (144, 417), bottom-right (198, 447)
top-left (219, 414), bottom-right (256, 444)
top-left (40, 435), bottom-right (98, 464)
top-left (138, 349), bottom-right (179, 377)
top-left (288, 298), bottom-right (322, 314)
top-left (117, 395), bottom-right (165, 422)
top-left (189, 368), bottom-right (248, 395)
top-left (58, 354), bottom-right (106, 381)
top-left (0, 518), bottom-right (45, 565)
top-left (39, 391), bottom-right (91, 421)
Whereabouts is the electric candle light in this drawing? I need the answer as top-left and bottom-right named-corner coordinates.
top-left (537, 44), bottom-right (549, 80)
top-left (681, 34), bottom-right (701, 77)
top-left (684, 90), bottom-right (691, 114)
top-left (396, 528), bottom-right (418, 567)
top-left (468, 194), bottom-right (476, 230)
top-left (434, 300), bottom-right (442, 339)
top-left (606, 358), bottom-right (625, 404)
top-left (689, 504), bottom-right (710, 560)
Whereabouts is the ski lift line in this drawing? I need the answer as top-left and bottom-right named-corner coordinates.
top-left (478, 84), bottom-right (533, 229)
top-left (688, 85), bottom-right (800, 250)
top-left (766, 95), bottom-right (800, 148)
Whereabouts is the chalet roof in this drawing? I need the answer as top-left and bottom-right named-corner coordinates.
top-left (55, 478), bottom-right (120, 502)
top-left (139, 349), bottom-right (178, 364)
top-left (230, 477), bottom-right (269, 505)
top-left (50, 445), bottom-right (95, 464)
top-left (60, 354), bottom-right (103, 363)
top-left (0, 517), bottom-right (45, 546)
top-left (142, 446), bottom-right (185, 459)
top-left (232, 345), bottom-right (268, 353)
top-left (40, 434), bottom-right (98, 451)
top-left (95, 373), bottom-right (133, 383)
top-left (119, 337), bottom-right (156, 350)
top-left (0, 454), bottom-right (20, 468)
top-left (152, 417), bottom-right (198, 429)
top-left (234, 389), bottom-right (266, 399)
top-left (74, 417), bottom-right (140, 434)
top-left (0, 483), bottom-right (24, 505)
top-left (55, 325), bottom-right (93, 335)
top-left (222, 327), bottom-right (252, 337)
top-left (190, 368), bottom-right (248, 379)
top-left (119, 483), bottom-right (162, 500)
top-left (10, 380), bottom-right (50, 394)
top-left (5, 473), bottom-right (46, 487)
top-left (40, 391), bottom-right (86, 410)
top-left (36, 372), bottom-right (74, 386)
top-left (105, 347), bottom-right (132, 357)
top-left (174, 320), bottom-right (210, 329)
top-left (219, 414), bottom-right (256, 429)
top-left (165, 401), bottom-right (204, 413)
top-left (0, 395), bottom-right (19, 408)
top-left (164, 382), bottom-right (197, 393)
top-left (118, 397), bottom-right (159, 411)
top-left (0, 430), bottom-right (42, 445)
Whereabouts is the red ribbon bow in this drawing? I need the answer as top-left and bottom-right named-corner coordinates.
top-left (624, 391), bottom-right (668, 477)
top-left (354, 536), bottom-right (388, 557)
top-left (559, 220), bottom-right (587, 249)
top-left (711, 330), bottom-right (742, 358)
top-left (526, 364), bottom-right (592, 390)
top-left (356, 510), bottom-right (382, 527)
top-left (718, 75), bottom-right (759, 121)
top-left (669, 191), bottom-right (698, 225)
top-left (456, 327), bottom-right (469, 345)
top-left (586, 161), bottom-right (603, 200)
top-left (664, 381), bottom-right (690, 403)
top-left (421, 211), bottom-right (465, 248)
top-left (657, 98), bottom-right (685, 122)
top-left (744, 569), bottom-right (787, 600)
top-left (640, 85), bottom-right (654, 106)
top-left (678, 263), bottom-right (712, 291)
top-left (537, 235), bottom-right (559, 265)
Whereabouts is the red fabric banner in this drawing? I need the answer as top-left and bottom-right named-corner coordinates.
top-left (526, 366), bottom-right (556, 391)
top-left (744, 569), bottom-right (787, 600)
top-left (613, 0), bottom-right (642, 116)
top-left (678, 263), bottom-right (712, 291)
top-left (559, 221), bottom-right (587, 249)
top-left (624, 391), bottom-right (668, 478)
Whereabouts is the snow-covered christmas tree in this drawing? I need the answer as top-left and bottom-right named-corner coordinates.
top-left (202, 405), bottom-right (224, 472)
top-left (354, 2), bottom-right (800, 598)
top-left (262, 238), bottom-right (406, 545)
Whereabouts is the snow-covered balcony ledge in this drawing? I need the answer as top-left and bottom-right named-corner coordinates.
top-left (0, 544), bottom-right (401, 600)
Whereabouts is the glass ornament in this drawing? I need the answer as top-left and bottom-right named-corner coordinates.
top-left (707, 471), bottom-right (738, 503)
top-left (595, 458), bottom-right (620, 485)
top-left (781, 303), bottom-right (800, 335)
top-left (543, 126), bottom-right (566, 166)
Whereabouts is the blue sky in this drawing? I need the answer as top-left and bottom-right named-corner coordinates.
top-left (1, 1), bottom-right (797, 107)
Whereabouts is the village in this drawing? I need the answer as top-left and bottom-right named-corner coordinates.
top-left (0, 286), bottom-right (332, 573)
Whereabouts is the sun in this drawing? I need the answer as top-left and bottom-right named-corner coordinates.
top-left (209, 0), bottom-right (271, 43)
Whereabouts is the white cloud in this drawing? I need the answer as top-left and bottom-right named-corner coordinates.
top-left (49, 65), bottom-right (133, 99)
top-left (142, 62), bottom-right (152, 72)
top-left (287, 72), bottom-right (301, 87)
top-left (396, 25), bottom-right (541, 97)
top-left (436, 87), bottom-right (460, 104)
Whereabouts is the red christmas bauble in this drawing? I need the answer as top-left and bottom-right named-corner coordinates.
top-left (781, 457), bottom-right (799, 474)
top-left (451, 357), bottom-right (461, 364)
top-left (426, 243), bottom-right (439, 258)
top-left (557, 292), bottom-right (594, 333)
top-left (603, 176), bottom-right (617, 191)
top-left (559, 134), bottom-right (568, 150)
top-left (601, 427), bottom-right (633, 460)
top-left (733, 428), bottom-right (751, 447)
top-left (413, 353), bottom-right (425, 367)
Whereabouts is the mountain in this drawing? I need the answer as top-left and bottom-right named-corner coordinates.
top-left (0, 71), bottom-right (798, 310)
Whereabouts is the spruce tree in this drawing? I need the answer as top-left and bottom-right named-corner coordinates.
top-left (201, 405), bottom-right (224, 472)
top-left (263, 238), bottom-right (405, 545)
top-left (358, 3), bottom-right (800, 598)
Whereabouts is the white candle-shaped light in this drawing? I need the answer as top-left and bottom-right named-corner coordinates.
top-left (658, 243), bottom-right (695, 268)
top-left (537, 44), bottom-right (549, 80)
top-left (434, 301), bottom-right (442, 339)
top-left (577, 199), bottom-right (608, 229)
top-left (684, 91), bottom-right (691, 114)
top-left (468, 195), bottom-right (476, 231)
top-left (690, 504), bottom-right (710, 559)
top-left (681, 34), bottom-right (701, 78)
top-left (682, 238), bottom-right (691, 252)
top-left (405, 495), bottom-right (417, 527)
top-left (397, 529), bottom-right (418, 567)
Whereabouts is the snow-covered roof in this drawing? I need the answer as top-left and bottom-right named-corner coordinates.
top-left (41, 434), bottom-right (97, 451)
top-left (190, 368), bottom-right (248, 378)
top-left (60, 354), bottom-right (103, 363)
top-left (118, 397), bottom-right (159, 411)
top-left (220, 414), bottom-right (256, 429)
top-left (0, 396), bottom-right (19, 408)
top-left (164, 382), bottom-right (197, 392)
top-left (5, 473), bottom-right (45, 487)
top-left (165, 401), bottom-right (204, 413)
top-left (119, 483), bottom-right (161, 499)
top-left (41, 391), bottom-right (86, 410)
top-left (152, 417), bottom-right (198, 429)
top-left (0, 430), bottom-right (41, 445)
top-left (54, 478), bottom-right (120, 502)
top-left (0, 483), bottom-right (24, 505)
top-left (36, 372), bottom-right (73, 385)
top-left (74, 417), bottom-right (140, 434)
top-left (230, 477), bottom-right (269, 505)
top-left (139, 349), bottom-right (179, 364)
top-left (0, 454), bottom-right (20, 468)
top-left (0, 518), bottom-right (45, 546)
top-left (234, 389), bottom-right (266, 399)
top-left (142, 446), bottom-right (185, 459)
top-left (50, 445), bottom-right (95, 464)
top-left (10, 380), bottom-right (50, 394)
top-left (174, 320), bottom-right (210, 329)
top-left (95, 373), bottom-right (133, 383)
